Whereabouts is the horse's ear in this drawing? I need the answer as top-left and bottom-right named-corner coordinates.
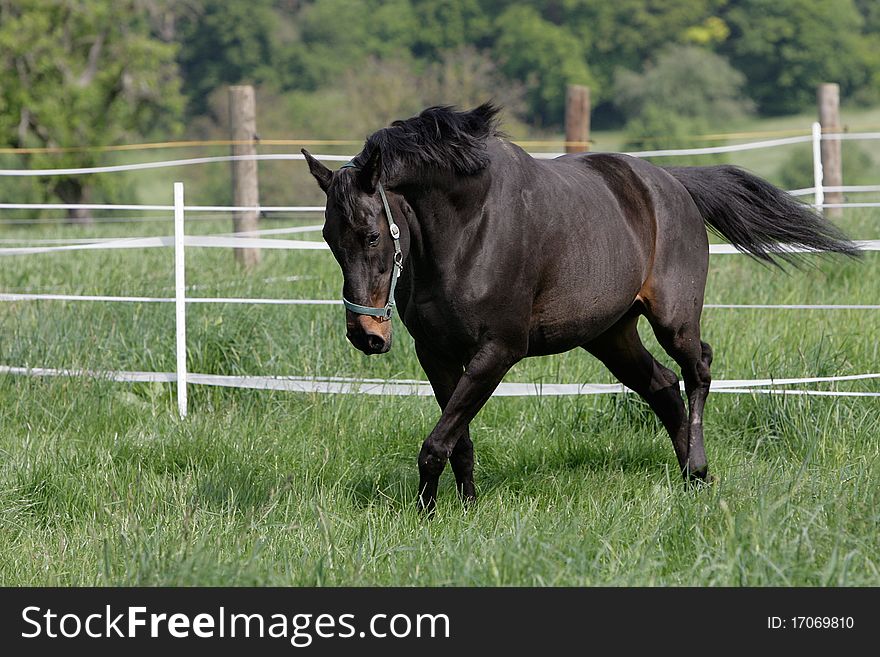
top-left (302, 149), bottom-right (332, 193)
top-left (357, 146), bottom-right (382, 194)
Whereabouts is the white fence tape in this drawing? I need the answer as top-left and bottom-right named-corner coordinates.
top-left (0, 154), bottom-right (349, 177)
top-left (706, 389), bottom-right (880, 397)
top-left (821, 203), bottom-right (880, 209)
top-left (788, 185), bottom-right (880, 197)
top-left (0, 234), bottom-right (328, 255)
top-left (0, 293), bottom-right (339, 305)
top-left (0, 236), bottom-right (141, 245)
top-left (227, 224), bottom-right (324, 236)
top-left (0, 203), bottom-right (324, 212)
top-left (822, 132), bottom-right (880, 141)
top-left (532, 135), bottom-right (815, 160)
top-left (186, 235), bottom-right (327, 250)
top-left (3, 235), bottom-right (878, 257)
top-left (186, 206), bottom-right (324, 212)
top-left (1, 365), bottom-right (877, 397)
top-left (0, 214), bottom-right (242, 225)
top-left (704, 303), bottom-right (880, 310)
top-left (707, 239), bottom-right (880, 254)
top-left (0, 203), bottom-right (173, 211)
top-left (0, 225), bottom-right (324, 248)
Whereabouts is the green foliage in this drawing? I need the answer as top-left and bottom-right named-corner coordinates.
top-left (614, 45), bottom-right (753, 124)
top-left (682, 16), bottom-right (730, 46)
top-left (45, 0), bottom-right (878, 133)
top-left (281, 0), bottom-right (416, 92)
top-left (197, 47), bottom-right (527, 142)
top-left (551, 0), bottom-right (725, 103)
top-left (719, 0), bottom-right (877, 114)
top-left (616, 46), bottom-right (749, 166)
top-left (493, 5), bottom-right (595, 125)
top-left (0, 0), bottom-right (184, 215)
top-left (4, 0), bottom-right (880, 181)
top-left (177, 0), bottom-right (281, 115)
top-left (410, 0), bottom-right (492, 56)
top-left (0, 1), bottom-right (183, 146)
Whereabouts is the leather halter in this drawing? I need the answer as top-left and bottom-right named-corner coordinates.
top-left (338, 162), bottom-right (403, 321)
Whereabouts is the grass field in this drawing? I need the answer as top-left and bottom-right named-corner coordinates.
top-left (0, 194), bottom-right (878, 586)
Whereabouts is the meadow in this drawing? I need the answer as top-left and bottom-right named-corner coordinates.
top-left (0, 196), bottom-right (878, 586)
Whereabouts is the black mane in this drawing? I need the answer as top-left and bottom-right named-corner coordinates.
top-left (352, 103), bottom-right (502, 180)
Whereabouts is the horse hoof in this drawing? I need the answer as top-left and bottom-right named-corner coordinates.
top-left (417, 496), bottom-right (436, 516)
top-left (457, 483), bottom-right (477, 506)
top-left (683, 466), bottom-right (714, 488)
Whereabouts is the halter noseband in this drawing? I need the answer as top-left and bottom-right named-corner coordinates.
top-left (338, 162), bottom-right (403, 322)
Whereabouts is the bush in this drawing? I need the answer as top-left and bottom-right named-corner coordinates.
top-left (613, 45), bottom-right (753, 125)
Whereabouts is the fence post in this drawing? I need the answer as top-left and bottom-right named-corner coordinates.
top-left (817, 83), bottom-right (842, 217)
top-left (174, 182), bottom-right (188, 419)
top-left (229, 84), bottom-right (261, 267)
top-left (812, 122), bottom-right (824, 211)
top-left (565, 85), bottom-right (590, 153)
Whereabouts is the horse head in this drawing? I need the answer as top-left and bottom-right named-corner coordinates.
top-left (303, 146), bottom-right (409, 355)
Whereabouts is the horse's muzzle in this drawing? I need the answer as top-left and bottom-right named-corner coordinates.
top-left (346, 314), bottom-right (392, 355)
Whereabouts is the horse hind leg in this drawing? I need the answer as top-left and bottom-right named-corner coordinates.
top-left (583, 312), bottom-right (690, 470)
top-left (642, 299), bottom-right (713, 482)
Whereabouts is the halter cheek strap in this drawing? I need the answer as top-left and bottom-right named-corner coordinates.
top-left (338, 162), bottom-right (403, 321)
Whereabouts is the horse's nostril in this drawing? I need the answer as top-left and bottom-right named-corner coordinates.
top-left (366, 333), bottom-right (386, 352)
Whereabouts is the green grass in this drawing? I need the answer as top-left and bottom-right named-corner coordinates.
top-left (0, 205), bottom-right (878, 586)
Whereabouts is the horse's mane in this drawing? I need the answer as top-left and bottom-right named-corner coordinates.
top-left (352, 103), bottom-right (502, 179)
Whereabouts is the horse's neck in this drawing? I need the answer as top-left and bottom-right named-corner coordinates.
top-left (395, 170), bottom-right (491, 278)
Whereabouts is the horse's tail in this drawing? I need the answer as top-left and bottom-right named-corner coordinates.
top-left (665, 165), bottom-right (860, 267)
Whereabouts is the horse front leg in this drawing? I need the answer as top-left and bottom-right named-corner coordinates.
top-left (417, 341), bottom-right (521, 512)
top-left (414, 343), bottom-right (476, 503)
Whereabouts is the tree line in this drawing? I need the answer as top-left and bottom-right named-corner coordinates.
top-left (1, 0), bottom-right (878, 213)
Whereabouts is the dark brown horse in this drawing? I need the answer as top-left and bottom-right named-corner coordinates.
top-left (303, 104), bottom-right (857, 511)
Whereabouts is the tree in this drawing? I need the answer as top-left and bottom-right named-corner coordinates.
top-left (410, 0), bottom-right (492, 57)
top-left (419, 47), bottom-right (527, 128)
top-left (615, 45), bottom-right (751, 167)
top-left (177, 0), bottom-right (280, 116)
top-left (0, 0), bottom-right (184, 222)
top-left (614, 45), bottom-right (753, 124)
top-left (279, 0), bottom-right (423, 94)
top-left (549, 0), bottom-right (723, 104)
top-left (719, 0), bottom-right (873, 114)
top-left (493, 4), bottom-right (595, 125)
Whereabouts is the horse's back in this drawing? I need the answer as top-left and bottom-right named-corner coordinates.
top-left (487, 144), bottom-right (707, 354)
top-left (543, 150), bottom-right (709, 275)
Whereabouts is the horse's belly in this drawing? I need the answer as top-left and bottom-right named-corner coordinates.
top-left (527, 273), bottom-right (643, 356)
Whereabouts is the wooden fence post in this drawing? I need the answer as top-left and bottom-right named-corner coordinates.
top-left (817, 83), bottom-right (843, 217)
top-left (565, 85), bottom-right (591, 154)
top-left (229, 85), bottom-right (261, 267)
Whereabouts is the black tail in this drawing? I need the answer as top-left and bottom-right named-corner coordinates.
top-left (666, 165), bottom-right (860, 267)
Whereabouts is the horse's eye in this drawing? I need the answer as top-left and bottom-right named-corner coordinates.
top-left (367, 231), bottom-right (380, 246)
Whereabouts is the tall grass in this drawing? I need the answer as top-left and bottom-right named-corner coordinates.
top-left (0, 209), bottom-right (878, 586)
